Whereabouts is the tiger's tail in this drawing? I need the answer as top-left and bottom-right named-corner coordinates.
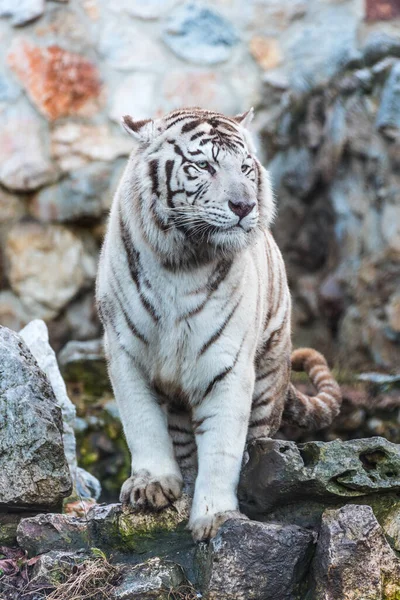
top-left (283, 348), bottom-right (342, 430)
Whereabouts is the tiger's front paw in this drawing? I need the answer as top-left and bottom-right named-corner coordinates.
top-left (189, 510), bottom-right (248, 542)
top-left (120, 470), bottom-right (183, 510)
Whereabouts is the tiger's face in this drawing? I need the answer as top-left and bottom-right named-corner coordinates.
top-left (122, 108), bottom-right (275, 261)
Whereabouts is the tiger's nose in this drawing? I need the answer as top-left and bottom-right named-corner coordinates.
top-left (228, 200), bottom-right (256, 220)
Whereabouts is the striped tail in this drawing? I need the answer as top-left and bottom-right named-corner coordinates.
top-left (283, 348), bottom-right (342, 430)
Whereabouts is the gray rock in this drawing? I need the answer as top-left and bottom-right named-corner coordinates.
top-left (17, 496), bottom-right (191, 556)
top-left (0, 0), bottom-right (44, 26)
top-left (17, 512), bottom-right (91, 556)
top-left (363, 33), bottom-right (400, 66)
top-left (31, 163), bottom-right (114, 223)
top-left (0, 326), bottom-right (72, 510)
top-left (30, 550), bottom-right (90, 588)
top-left (239, 437), bottom-right (400, 518)
top-left (163, 2), bottom-right (239, 65)
top-left (19, 320), bottom-right (77, 481)
top-left (112, 558), bottom-right (188, 600)
top-left (0, 512), bottom-right (36, 546)
top-left (19, 320), bottom-right (101, 500)
top-left (376, 62), bottom-right (400, 136)
top-left (281, 147), bottom-right (317, 199)
top-left (196, 519), bottom-right (315, 600)
top-left (310, 504), bottom-right (400, 599)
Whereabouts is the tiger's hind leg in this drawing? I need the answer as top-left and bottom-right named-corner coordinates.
top-left (249, 352), bottom-right (291, 441)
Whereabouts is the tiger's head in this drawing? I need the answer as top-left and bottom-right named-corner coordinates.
top-left (120, 107), bottom-right (275, 267)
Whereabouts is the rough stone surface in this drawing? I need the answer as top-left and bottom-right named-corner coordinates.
top-left (17, 495), bottom-right (191, 556)
top-left (51, 123), bottom-right (132, 172)
top-left (196, 518), bottom-right (315, 600)
top-left (376, 62), bottom-right (400, 135)
top-left (239, 437), bottom-right (400, 518)
top-left (30, 550), bottom-right (90, 587)
top-left (112, 558), bottom-right (187, 600)
top-left (6, 222), bottom-right (97, 320)
top-left (111, 0), bottom-right (180, 20)
top-left (7, 39), bottom-right (102, 120)
top-left (0, 103), bottom-right (57, 192)
top-left (0, 326), bottom-right (72, 509)
top-left (163, 3), bottom-right (239, 65)
top-left (31, 162), bottom-right (116, 223)
top-left (0, 0), bottom-right (44, 26)
top-left (310, 504), bottom-right (400, 600)
top-left (19, 319), bottom-right (101, 500)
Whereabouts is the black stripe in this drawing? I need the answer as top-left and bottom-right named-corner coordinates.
top-left (168, 424), bottom-right (192, 434)
top-left (109, 274), bottom-right (148, 345)
top-left (198, 295), bottom-right (242, 356)
top-left (181, 119), bottom-right (203, 134)
top-left (119, 214), bottom-right (160, 323)
top-left (249, 416), bottom-right (270, 428)
top-left (203, 342), bottom-right (242, 399)
top-left (255, 364), bottom-right (279, 382)
top-left (176, 449), bottom-right (196, 460)
top-left (173, 439), bottom-right (195, 447)
top-left (191, 131), bottom-right (206, 141)
top-left (148, 159), bottom-right (159, 197)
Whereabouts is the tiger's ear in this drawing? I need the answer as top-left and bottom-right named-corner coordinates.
top-left (121, 115), bottom-right (159, 143)
top-left (233, 107), bottom-right (254, 129)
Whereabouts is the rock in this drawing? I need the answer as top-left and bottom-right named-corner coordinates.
top-left (387, 291), bottom-right (400, 332)
top-left (239, 437), bottom-right (400, 518)
top-left (76, 466), bottom-right (102, 501)
top-left (0, 0), bottom-right (44, 26)
top-left (0, 188), bottom-right (25, 223)
top-left (6, 222), bottom-right (97, 320)
top-left (279, 147), bottom-right (317, 199)
top-left (163, 3), bottom-right (239, 65)
top-left (31, 162), bottom-right (115, 223)
top-left (112, 558), bottom-right (188, 600)
top-left (0, 102), bottom-right (57, 192)
top-left (381, 201), bottom-right (400, 252)
top-left (17, 512), bottom-right (91, 556)
top-left (51, 123), bottom-right (132, 172)
top-left (7, 39), bottom-right (102, 121)
top-left (49, 292), bottom-right (102, 350)
top-left (17, 496), bottom-right (191, 556)
top-left (249, 36), bottom-right (283, 71)
top-left (377, 62), bottom-right (400, 136)
top-left (110, 0), bottom-right (180, 20)
top-left (19, 320), bottom-right (77, 476)
top-left (0, 291), bottom-right (31, 331)
top-left (363, 33), bottom-right (400, 66)
top-left (161, 69), bottom-right (237, 115)
top-left (0, 513), bottom-right (36, 546)
top-left (196, 519), bottom-right (315, 600)
top-left (99, 21), bottom-right (166, 71)
top-left (0, 326), bottom-right (72, 509)
top-left (19, 319), bottom-right (101, 500)
top-left (285, 3), bottom-right (359, 87)
top-left (310, 505), bottom-right (400, 599)
top-left (109, 73), bottom-right (158, 122)
top-left (30, 550), bottom-right (90, 588)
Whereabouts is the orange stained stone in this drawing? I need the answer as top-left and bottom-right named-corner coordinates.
top-left (8, 40), bottom-right (102, 121)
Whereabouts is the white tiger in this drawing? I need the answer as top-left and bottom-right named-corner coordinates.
top-left (96, 107), bottom-right (342, 541)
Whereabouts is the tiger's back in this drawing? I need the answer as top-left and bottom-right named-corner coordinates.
top-left (96, 107), bottom-right (341, 541)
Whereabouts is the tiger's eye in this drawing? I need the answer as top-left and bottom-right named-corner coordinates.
top-left (197, 161), bottom-right (209, 169)
top-left (241, 164), bottom-right (248, 172)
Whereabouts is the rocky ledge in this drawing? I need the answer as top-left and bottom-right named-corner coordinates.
top-left (1, 322), bottom-right (400, 599)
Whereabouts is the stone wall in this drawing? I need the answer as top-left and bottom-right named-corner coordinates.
top-left (0, 0), bottom-right (398, 369)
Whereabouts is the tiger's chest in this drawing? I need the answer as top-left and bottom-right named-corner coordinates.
top-left (127, 259), bottom-right (254, 401)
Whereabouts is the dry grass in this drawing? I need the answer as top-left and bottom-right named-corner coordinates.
top-left (44, 550), bottom-right (120, 600)
top-left (167, 583), bottom-right (199, 599)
